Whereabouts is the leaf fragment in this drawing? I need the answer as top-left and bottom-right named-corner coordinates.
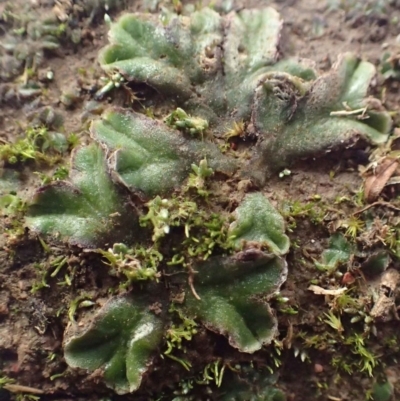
top-left (308, 285), bottom-right (347, 296)
top-left (91, 108), bottom-right (236, 197)
top-left (364, 157), bottom-right (399, 203)
top-left (64, 292), bottom-right (166, 394)
top-left (26, 144), bottom-right (135, 247)
top-left (183, 250), bottom-right (287, 353)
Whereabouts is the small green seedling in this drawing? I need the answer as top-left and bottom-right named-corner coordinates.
top-left (0, 126), bottom-right (68, 164)
top-left (314, 233), bottom-right (353, 272)
top-left (140, 196), bottom-right (197, 242)
top-left (381, 52), bottom-right (400, 81)
top-left (164, 307), bottom-right (198, 371)
top-left (165, 108), bottom-right (209, 138)
top-left (99, 243), bottom-right (162, 284)
top-left (200, 360), bottom-right (226, 387)
top-left (186, 158), bottom-right (213, 197)
top-left (95, 71), bottom-right (125, 99)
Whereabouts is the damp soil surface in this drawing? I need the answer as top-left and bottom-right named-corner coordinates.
top-left (2, 1), bottom-right (400, 400)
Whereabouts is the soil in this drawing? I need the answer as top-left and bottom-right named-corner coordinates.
top-left (1, 0), bottom-right (400, 400)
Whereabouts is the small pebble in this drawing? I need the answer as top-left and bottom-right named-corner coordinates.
top-left (342, 272), bottom-right (355, 285)
top-left (314, 363), bottom-right (324, 373)
top-left (0, 304), bottom-right (9, 315)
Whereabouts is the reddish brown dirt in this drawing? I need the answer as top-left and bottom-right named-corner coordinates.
top-left (1, 1), bottom-right (400, 400)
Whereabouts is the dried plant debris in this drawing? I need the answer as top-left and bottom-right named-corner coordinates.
top-left (360, 130), bottom-right (400, 202)
top-left (364, 157), bottom-right (399, 202)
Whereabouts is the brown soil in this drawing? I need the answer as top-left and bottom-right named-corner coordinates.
top-left (1, 1), bottom-right (400, 400)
